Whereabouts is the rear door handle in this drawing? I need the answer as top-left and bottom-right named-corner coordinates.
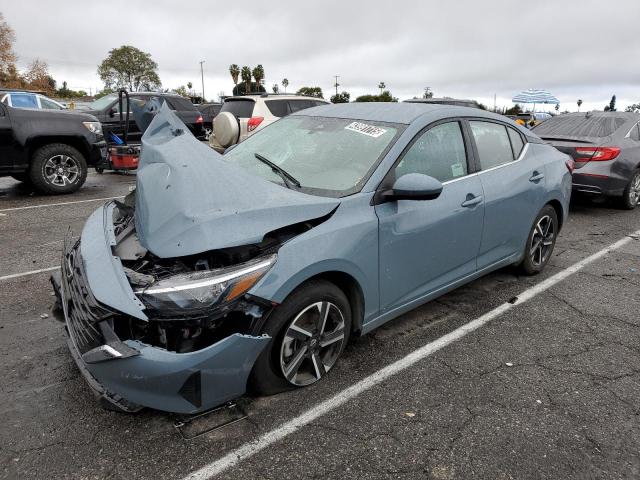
top-left (529, 171), bottom-right (545, 182)
top-left (461, 194), bottom-right (483, 208)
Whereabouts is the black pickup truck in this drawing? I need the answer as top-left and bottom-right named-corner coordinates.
top-left (0, 102), bottom-right (106, 194)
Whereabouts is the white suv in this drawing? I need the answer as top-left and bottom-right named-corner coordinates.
top-left (210, 94), bottom-right (329, 152)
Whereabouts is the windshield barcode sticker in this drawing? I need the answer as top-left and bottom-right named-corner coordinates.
top-left (345, 122), bottom-right (387, 138)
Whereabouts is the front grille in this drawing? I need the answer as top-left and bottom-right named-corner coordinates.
top-left (62, 238), bottom-right (113, 354)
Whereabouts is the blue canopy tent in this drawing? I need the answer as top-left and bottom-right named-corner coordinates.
top-left (512, 88), bottom-right (560, 113)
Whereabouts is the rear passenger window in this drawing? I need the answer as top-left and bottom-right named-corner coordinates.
top-left (265, 100), bottom-right (291, 117)
top-left (470, 121), bottom-right (515, 170)
top-left (395, 122), bottom-right (468, 183)
top-left (168, 97), bottom-right (195, 111)
top-left (507, 127), bottom-right (525, 158)
top-left (288, 100), bottom-right (313, 113)
top-left (630, 123), bottom-right (640, 141)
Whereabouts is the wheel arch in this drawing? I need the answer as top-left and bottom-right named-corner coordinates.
top-left (26, 136), bottom-right (90, 163)
top-left (546, 198), bottom-right (564, 231)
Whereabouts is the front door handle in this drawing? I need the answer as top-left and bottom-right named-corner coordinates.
top-left (461, 194), bottom-right (483, 208)
top-left (529, 171), bottom-right (545, 182)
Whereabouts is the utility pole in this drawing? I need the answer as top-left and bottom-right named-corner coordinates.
top-left (199, 61), bottom-right (206, 102)
top-left (334, 75), bottom-right (340, 97)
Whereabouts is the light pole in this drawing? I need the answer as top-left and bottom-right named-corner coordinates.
top-left (334, 75), bottom-right (340, 97)
top-left (199, 60), bottom-right (205, 102)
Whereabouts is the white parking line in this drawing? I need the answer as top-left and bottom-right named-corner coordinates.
top-left (0, 266), bottom-right (60, 281)
top-left (0, 196), bottom-right (124, 213)
top-left (183, 229), bottom-right (640, 480)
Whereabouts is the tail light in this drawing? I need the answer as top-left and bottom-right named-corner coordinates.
top-left (574, 147), bottom-right (620, 162)
top-left (565, 158), bottom-right (575, 173)
top-left (247, 116), bottom-right (264, 132)
top-left (195, 115), bottom-right (203, 124)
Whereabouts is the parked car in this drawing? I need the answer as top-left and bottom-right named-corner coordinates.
top-left (209, 94), bottom-right (329, 152)
top-left (197, 102), bottom-right (222, 139)
top-left (81, 92), bottom-right (205, 142)
top-left (1, 91), bottom-right (66, 110)
top-left (0, 102), bottom-right (106, 194)
top-left (533, 111), bottom-right (640, 209)
top-left (52, 102), bottom-right (571, 414)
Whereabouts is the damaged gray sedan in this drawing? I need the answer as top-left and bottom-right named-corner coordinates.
top-left (52, 101), bottom-right (571, 413)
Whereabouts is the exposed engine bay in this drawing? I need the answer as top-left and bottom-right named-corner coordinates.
top-left (107, 197), bottom-right (326, 354)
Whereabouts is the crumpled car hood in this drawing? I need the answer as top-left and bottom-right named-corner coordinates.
top-left (134, 103), bottom-right (340, 258)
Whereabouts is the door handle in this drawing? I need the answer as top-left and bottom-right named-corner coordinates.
top-left (461, 194), bottom-right (483, 208)
top-left (529, 171), bottom-right (545, 182)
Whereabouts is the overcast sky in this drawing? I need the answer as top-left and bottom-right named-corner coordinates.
top-left (3, 0), bottom-right (639, 111)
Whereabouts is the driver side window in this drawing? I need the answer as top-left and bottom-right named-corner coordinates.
top-left (395, 121), bottom-right (468, 183)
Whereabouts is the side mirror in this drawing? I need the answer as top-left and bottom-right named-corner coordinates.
top-left (384, 173), bottom-right (443, 201)
top-left (109, 108), bottom-right (116, 118)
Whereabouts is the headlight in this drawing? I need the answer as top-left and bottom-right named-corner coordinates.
top-left (82, 121), bottom-right (103, 135)
top-left (136, 254), bottom-right (276, 313)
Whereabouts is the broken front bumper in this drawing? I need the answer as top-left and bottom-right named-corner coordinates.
top-left (53, 204), bottom-right (270, 414)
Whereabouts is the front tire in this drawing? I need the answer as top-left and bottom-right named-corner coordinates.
top-left (249, 280), bottom-right (351, 396)
top-left (29, 143), bottom-right (88, 194)
top-left (618, 170), bottom-right (640, 210)
top-left (519, 205), bottom-right (558, 275)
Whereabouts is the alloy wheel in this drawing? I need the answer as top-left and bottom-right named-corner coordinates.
top-left (43, 154), bottom-right (80, 187)
top-left (279, 301), bottom-right (346, 386)
top-left (530, 215), bottom-right (555, 267)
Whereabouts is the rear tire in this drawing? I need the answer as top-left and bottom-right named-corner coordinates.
top-left (249, 280), bottom-right (351, 396)
top-left (618, 170), bottom-right (640, 210)
top-left (29, 143), bottom-right (88, 194)
top-left (519, 205), bottom-right (558, 276)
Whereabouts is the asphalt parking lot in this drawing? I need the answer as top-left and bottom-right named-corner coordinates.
top-left (1, 174), bottom-right (640, 480)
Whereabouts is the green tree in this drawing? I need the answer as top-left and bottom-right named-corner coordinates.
top-left (505, 104), bottom-right (523, 115)
top-left (296, 86), bottom-right (323, 98)
top-left (355, 90), bottom-right (397, 102)
top-left (577, 99), bottom-right (583, 112)
top-left (378, 82), bottom-right (385, 95)
top-left (423, 87), bottom-right (433, 99)
top-left (330, 91), bottom-right (350, 103)
top-left (252, 64), bottom-right (265, 87)
top-left (172, 85), bottom-right (189, 97)
top-left (97, 45), bottom-right (161, 92)
top-left (281, 78), bottom-right (289, 93)
top-left (555, 103), bottom-right (560, 113)
top-left (241, 66), bottom-right (252, 94)
top-left (608, 95), bottom-right (616, 112)
top-left (232, 81), bottom-right (266, 95)
top-left (272, 83), bottom-right (279, 94)
top-left (229, 64), bottom-right (240, 87)
top-left (625, 103), bottom-right (640, 113)
top-left (0, 12), bottom-right (17, 86)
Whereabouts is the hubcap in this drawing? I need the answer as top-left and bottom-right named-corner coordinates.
top-left (530, 215), bottom-right (555, 267)
top-left (279, 301), bottom-right (345, 386)
top-left (629, 173), bottom-right (640, 206)
top-left (43, 155), bottom-right (79, 187)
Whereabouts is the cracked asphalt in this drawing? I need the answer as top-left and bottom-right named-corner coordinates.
top-left (1, 174), bottom-right (639, 480)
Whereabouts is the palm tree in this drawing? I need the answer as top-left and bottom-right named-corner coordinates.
top-left (229, 64), bottom-right (240, 88)
top-left (378, 82), bottom-right (386, 95)
top-left (577, 99), bottom-right (583, 112)
top-left (241, 66), bottom-right (252, 94)
top-left (272, 83), bottom-right (279, 94)
top-left (252, 65), bottom-right (265, 89)
top-left (282, 78), bottom-right (289, 93)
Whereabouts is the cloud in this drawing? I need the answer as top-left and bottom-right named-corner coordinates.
top-left (3, 0), bottom-right (639, 109)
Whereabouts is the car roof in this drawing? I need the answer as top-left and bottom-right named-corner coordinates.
top-left (225, 94), bottom-right (329, 102)
top-left (292, 102), bottom-right (511, 125)
top-left (559, 111), bottom-right (640, 120)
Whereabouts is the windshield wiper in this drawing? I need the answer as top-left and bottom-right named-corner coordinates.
top-left (254, 153), bottom-right (301, 189)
